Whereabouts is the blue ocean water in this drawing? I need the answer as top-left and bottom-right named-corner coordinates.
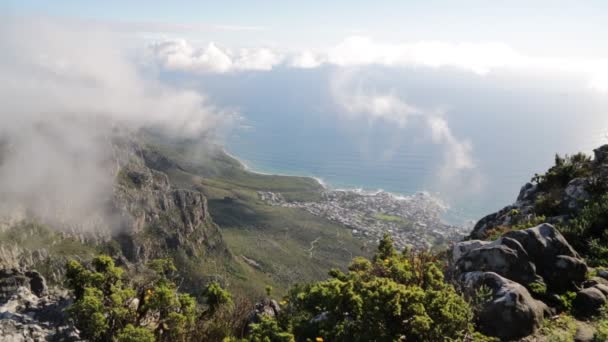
top-left (167, 66), bottom-right (608, 223)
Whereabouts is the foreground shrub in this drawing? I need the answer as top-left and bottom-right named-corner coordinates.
top-left (272, 234), bottom-right (476, 342)
top-left (66, 256), bottom-right (233, 341)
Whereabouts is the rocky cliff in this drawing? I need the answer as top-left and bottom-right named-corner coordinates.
top-left (0, 133), bottom-right (228, 277)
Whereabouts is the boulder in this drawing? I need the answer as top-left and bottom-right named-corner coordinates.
top-left (463, 272), bottom-right (548, 340)
top-left (455, 224), bottom-right (587, 293)
top-left (504, 224), bottom-right (587, 291)
top-left (246, 298), bottom-right (281, 331)
top-left (563, 178), bottom-right (591, 210)
top-left (0, 270), bottom-right (79, 341)
top-left (573, 287), bottom-right (607, 317)
top-left (455, 237), bottom-right (540, 286)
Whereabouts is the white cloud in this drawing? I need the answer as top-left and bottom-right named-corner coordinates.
top-left (152, 39), bottom-right (282, 73)
top-left (150, 36), bottom-right (608, 92)
top-left (326, 36), bottom-right (524, 74)
top-left (233, 48), bottom-right (282, 71)
top-left (0, 17), bottom-right (235, 232)
top-left (289, 50), bottom-right (325, 69)
top-left (330, 70), bottom-right (419, 127)
top-left (330, 69), bottom-right (481, 192)
top-left (153, 40), bottom-right (233, 73)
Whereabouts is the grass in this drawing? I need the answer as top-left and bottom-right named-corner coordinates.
top-left (372, 213), bottom-right (406, 223)
top-left (140, 135), bottom-right (368, 296)
top-left (536, 314), bottom-right (578, 342)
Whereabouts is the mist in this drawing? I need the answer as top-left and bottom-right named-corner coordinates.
top-left (0, 17), bottom-right (234, 233)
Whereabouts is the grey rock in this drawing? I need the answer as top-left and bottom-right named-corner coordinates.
top-left (574, 322), bottom-right (596, 342)
top-left (574, 287), bottom-right (607, 317)
top-left (564, 178), bottom-right (591, 210)
top-left (504, 223), bottom-right (587, 291)
top-left (454, 224), bottom-right (587, 292)
top-left (463, 272), bottom-right (547, 340)
top-left (597, 269), bottom-right (608, 280)
top-left (455, 237), bottom-right (540, 286)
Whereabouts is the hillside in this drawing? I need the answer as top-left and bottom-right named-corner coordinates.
top-left (5, 138), bottom-right (608, 340)
top-left (0, 131), bottom-right (366, 299)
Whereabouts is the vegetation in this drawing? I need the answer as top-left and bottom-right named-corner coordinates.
top-left (560, 193), bottom-right (608, 266)
top-left (65, 256), bottom-right (236, 341)
top-left (536, 314), bottom-right (578, 342)
top-left (62, 234), bottom-right (495, 341)
top-left (250, 234), bottom-right (479, 341)
top-left (531, 153), bottom-right (592, 217)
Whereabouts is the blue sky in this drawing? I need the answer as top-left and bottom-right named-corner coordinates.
top-left (6, 0), bottom-right (608, 56)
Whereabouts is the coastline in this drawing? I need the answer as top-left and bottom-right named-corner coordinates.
top-left (220, 147), bottom-right (474, 225)
top-left (221, 147), bottom-right (328, 189)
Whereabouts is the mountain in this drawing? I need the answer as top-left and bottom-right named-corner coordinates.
top-left (0, 130), bottom-right (366, 297)
top-left (4, 133), bottom-right (608, 340)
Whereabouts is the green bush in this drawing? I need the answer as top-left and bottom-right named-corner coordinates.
top-left (561, 194), bottom-right (608, 266)
top-left (532, 153), bottom-right (592, 192)
top-left (270, 234), bottom-right (477, 342)
top-left (65, 256), bottom-right (228, 342)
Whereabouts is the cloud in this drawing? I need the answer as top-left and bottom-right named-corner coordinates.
top-left (149, 36), bottom-right (608, 92)
top-left (330, 69), bottom-right (482, 193)
top-left (0, 17), bottom-right (234, 233)
top-left (152, 39), bottom-right (282, 73)
top-left (289, 51), bottom-right (325, 69)
top-left (330, 70), bottom-right (420, 127)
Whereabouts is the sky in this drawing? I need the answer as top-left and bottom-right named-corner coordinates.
top-left (2, 1), bottom-right (608, 221)
top-left (5, 0), bottom-right (608, 56)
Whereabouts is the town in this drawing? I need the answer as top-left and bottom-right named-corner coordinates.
top-left (258, 189), bottom-right (469, 250)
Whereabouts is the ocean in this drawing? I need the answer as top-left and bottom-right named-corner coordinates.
top-left (169, 66), bottom-right (608, 223)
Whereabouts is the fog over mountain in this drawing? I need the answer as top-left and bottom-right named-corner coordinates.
top-left (0, 17), bottom-right (235, 231)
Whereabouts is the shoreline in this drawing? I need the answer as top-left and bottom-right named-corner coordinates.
top-left (221, 146), bottom-right (484, 227)
top-left (221, 147), bottom-right (474, 225)
top-left (221, 147), bottom-right (328, 189)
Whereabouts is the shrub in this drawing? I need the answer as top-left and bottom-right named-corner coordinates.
top-left (561, 194), bottom-right (608, 266)
top-left (532, 153), bottom-right (592, 192)
top-left (274, 234), bottom-right (476, 342)
top-left (65, 256), bottom-right (222, 342)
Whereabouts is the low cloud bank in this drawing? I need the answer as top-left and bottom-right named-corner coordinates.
top-left (152, 35), bottom-right (608, 93)
top-left (0, 17), bottom-right (234, 232)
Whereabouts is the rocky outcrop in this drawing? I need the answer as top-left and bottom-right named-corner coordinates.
top-left (0, 270), bottom-right (79, 341)
top-left (455, 224), bottom-right (587, 292)
top-left (471, 145), bottom-right (608, 240)
top-left (463, 272), bottom-right (548, 340)
top-left (453, 224), bottom-right (589, 339)
top-left (113, 152), bottom-right (228, 262)
top-left (502, 223), bottom-right (587, 291)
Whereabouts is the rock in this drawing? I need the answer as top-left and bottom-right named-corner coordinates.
top-left (503, 224), bottom-right (587, 291)
top-left (517, 182), bottom-right (539, 202)
top-left (574, 322), bottom-right (596, 342)
top-left (454, 224), bottom-right (587, 292)
top-left (573, 287), bottom-right (607, 317)
top-left (597, 269), bottom-right (608, 280)
top-left (451, 240), bottom-right (489, 263)
top-left (245, 299), bottom-right (281, 333)
top-left (463, 272), bottom-right (547, 340)
top-left (24, 271), bottom-right (47, 297)
top-left (455, 237), bottom-right (540, 286)
top-left (564, 178), bottom-right (591, 210)
top-left (594, 145), bottom-right (608, 165)
top-left (0, 270), bottom-right (79, 341)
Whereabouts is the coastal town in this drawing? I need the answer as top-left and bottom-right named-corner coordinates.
top-left (258, 189), bottom-right (470, 250)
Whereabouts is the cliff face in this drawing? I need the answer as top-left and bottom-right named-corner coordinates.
top-left (0, 134), bottom-right (228, 272)
top-left (112, 143), bottom-right (228, 262)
